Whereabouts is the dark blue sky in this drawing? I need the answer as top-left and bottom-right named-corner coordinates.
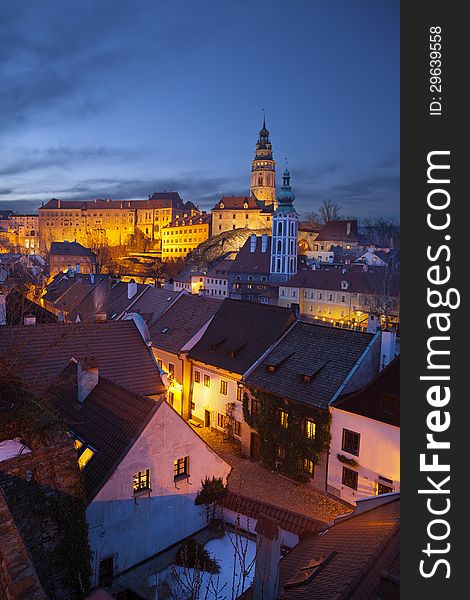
top-left (0, 0), bottom-right (399, 220)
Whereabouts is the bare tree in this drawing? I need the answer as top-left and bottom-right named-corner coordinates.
top-left (318, 199), bottom-right (342, 223)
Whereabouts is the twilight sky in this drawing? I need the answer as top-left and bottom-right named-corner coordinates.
top-left (0, 0), bottom-right (399, 220)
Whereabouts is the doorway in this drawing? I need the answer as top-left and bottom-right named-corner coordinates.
top-left (250, 432), bottom-right (260, 460)
top-left (205, 410), bottom-right (211, 428)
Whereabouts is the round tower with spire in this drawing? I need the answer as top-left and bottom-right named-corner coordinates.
top-left (250, 116), bottom-right (276, 206)
top-left (270, 163), bottom-right (298, 282)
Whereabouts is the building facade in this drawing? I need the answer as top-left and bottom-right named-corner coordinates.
top-left (161, 212), bottom-right (211, 261)
top-left (211, 196), bottom-right (273, 235)
top-left (270, 167), bottom-right (298, 282)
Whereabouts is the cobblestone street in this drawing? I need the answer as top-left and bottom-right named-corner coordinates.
top-left (191, 425), bottom-right (351, 524)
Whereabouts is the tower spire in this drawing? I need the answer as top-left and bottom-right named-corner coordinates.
top-left (250, 112), bottom-right (276, 205)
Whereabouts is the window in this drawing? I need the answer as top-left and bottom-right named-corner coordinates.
top-left (78, 446), bottom-right (95, 470)
top-left (303, 458), bottom-right (315, 478)
top-left (278, 409), bottom-right (288, 428)
top-left (220, 380), bottom-right (228, 395)
top-left (174, 456), bottom-right (189, 480)
top-left (251, 398), bottom-right (260, 417)
top-left (217, 413), bottom-right (226, 429)
top-left (194, 370), bottom-right (201, 383)
top-left (157, 359), bottom-right (163, 370)
top-left (342, 466), bottom-right (358, 490)
top-left (342, 429), bottom-right (360, 456)
top-left (234, 420), bottom-right (242, 436)
top-left (305, 419), bottom-right (316, 439)
top-left (191, 401), bottom-right (196, 411)
top-left (381, 393), bottom-right (399, 415)
top-left (133, 468), bottom-right (151, 493)
top-left (237, 385), bottom-right (243, 402)
top-left (168, 391), bottom-right (174, 406)
top-left (168, 363), bottom-right (175, 378)
top-left (204, 374), bottom-right (211, 388)
top-left (275, 444), bottom-right (286, 462)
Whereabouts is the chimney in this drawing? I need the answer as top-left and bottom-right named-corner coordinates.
top-left (0, 293), bottom-right (6, 326)
top-left (128, 279), bottom-right (138, 299)
top-left (253, 514), bottom-right (281, 600)
top-left (23, 314), bottom-right (36, 326)
top-left (261, 233), bottom-right (268, 253)
top-left (76, 263), bottom-right (81, 274)
top-left (57, 199), bottom-right (61, 209)
top-left (77, 357), bottom-right (99, 403)
top-left (346, 221), bottom-right (351, 235)
top-left (380, 329), bottom-right (397, 370)
top-left (250, 234), bottom-right (257, 253)
top-left (90, 273), bottom-right (95, 284)
top-left (68, 267), bottom-right (75, 278)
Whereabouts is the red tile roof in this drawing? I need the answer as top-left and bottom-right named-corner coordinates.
top-left (229, 235), bottom-right (272, 274)
top-left (283, 268), bottom-right (400, 296)
top-left (315, 220), bottom-right (360, 242)
top-left (277, 496), bottom-right (400, 600)
top-left (0, 321), bottom-right (165, 397)
top-left (50, 241), bottom-right (96, 258)
top-left (221, 492), bottom-right (322, 537)
top-left (164, 212), bottom-right (211, 228)
top-left (212, 196), bottom-right (273, 212)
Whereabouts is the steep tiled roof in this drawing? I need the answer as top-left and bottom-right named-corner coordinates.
top-left (205, 259), bottom-right (234, 278)
top-left (188, 299), bottom-right (297, 375)
top-left (5, 289), bottom-right (57, 325)
top-left (277, 496), bottom-right (400, 600)
top-left (0, 321), bottom-right (165, 397)
top-left (316, 220), bottom-right (360, 242)
top-left (245, 322), bottom-right (376, 410)
top-left (50, 279), bottom-right (98, 314)
top-left (122, 287), bottom-right (181, 324)
top-left (50, 241), bottom-right (96, 258)
top-left (46, 365), bottom-right (162, 501)
top-left (165, 212), bottom-right (211, 228)
top-left (221, 493), bottom-right (322, 538)
top-left (283, 268), bottom-right (400, 297)
top-left (333, 356), bottom-right (400, 426)
top-left (41, 194), bottom-right (185, 211)
top-left (229, 235), bottom-right (271, 274)
top-left (149, 294), bottom-right (222, 355)
top-left (212, 196), bottom-right (262, 210)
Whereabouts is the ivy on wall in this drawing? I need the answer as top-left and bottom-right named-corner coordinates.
top-left (242, 388), bottom-right (331, 482)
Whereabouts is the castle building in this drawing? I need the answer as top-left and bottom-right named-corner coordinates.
top-left (270, 167), bottom-right (299, 282)
top-left (161, 212), bottom-right (212, 261)
top-left (38, 193), bottom-right (197, 251)
top-left (210, 196), bottom-right (273, 235)
top-left (250, 117), bottom-right (276, 205)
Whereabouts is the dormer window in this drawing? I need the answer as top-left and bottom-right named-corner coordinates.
top-left (341, 280), bottom-right (350, 290)
top-left (219, 202), bottom-right (225, 209)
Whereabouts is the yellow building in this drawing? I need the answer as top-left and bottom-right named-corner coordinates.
top-left (38, 194), bottom-right (198, 251)
top-left (0, 213), bottom-right (40, 254)
top-left (278, 269), bottom-right (400, 329)
top-left (161, 213), bottom-right (211, 261)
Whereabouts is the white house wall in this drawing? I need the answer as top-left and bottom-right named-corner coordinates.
top-left (86, 401), bottom-right (231, 584)
top-left (328, 407), bottom-right (400, 505)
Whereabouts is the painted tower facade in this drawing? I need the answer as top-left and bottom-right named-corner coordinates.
top-left (270, 167), bottom-right (298, 282)
top-left (250, 118), bottom-right (276, 206)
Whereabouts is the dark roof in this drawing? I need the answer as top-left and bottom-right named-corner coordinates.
top-left (188, 299), bottom-right (297, 375)
top-left (333, 356), bottom-right (400, 426)
top-left (5, 289), bottom-right (57, 325)
top-left (283, 268), bottom-right (400, 297)
top-left (229, 235), bottom-right (271, 275)
top-left (205, 259), bottom-right (234, 278)
top-left (316, 220), bottom-right (360, 243)
top-left (221, 493), bottom-right (322, 538)
top-left (149, 294), bottom-right (222, 355)
top-left (164, 212), bottom-right (211, 229)
top-left (51, 279), bottom-right (99, 314)
top-left (212, 196), bottom-right (262, 210)
top-left (50, 241), bottom-right (96, 258)
top-left (277, 496), bottom-right (400, 600)
top-left (245, 322), bottom-right (376, 410)
top-left (0, 321), bottom-right (165, 397)
top-left (68, 279), bottom-right (147, 322)
top-left (41, 194), bottom-right (185, 211)
top-left (121, 287), bottom-right (181, 324)
top-left (42, 272), bottom-right (101, 304)
top-left (46, 362), bottom-right (162, 501)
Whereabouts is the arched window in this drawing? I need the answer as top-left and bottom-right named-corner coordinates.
top-left (277, 222), bottom-right (282, 236)
top-left (277, 240), bottom-right (282, 253)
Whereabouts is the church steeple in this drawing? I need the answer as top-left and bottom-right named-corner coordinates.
top-left (250, 115), bottom-right (276, 206)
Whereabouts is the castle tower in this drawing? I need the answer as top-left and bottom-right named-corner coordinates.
top-left (250, 117), bottom-right (276, 206)
top-left (270, 165), bottom-right (298, 282)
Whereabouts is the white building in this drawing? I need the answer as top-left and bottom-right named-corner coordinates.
top-left (47, 360), bottom-right (231, 587)
top-left (270, 167), bottom-right (298, 282)
top-left (202, 259), bottom-right (233, 299)
top-left (327, 356), bottom-right (400, 505)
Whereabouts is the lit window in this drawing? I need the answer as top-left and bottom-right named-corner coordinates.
top-left (168, 363), bottom-right (175, 378)
top-left (194, 370), bottom-right (201, 383)
top-left (278, 409), bottom-right (288, 428)
top-left (303, 458), bottom-right (315, 478)
top-left (174, 456), bottom-right (189, 479)
top-left (204, 374), bottom-right (211, 388)
top-left (217, 413), bottom-right (226, 429)
top-left (133, 469), bottom-right (151, 493)
top-left (220, 380), bottom-right (228, 395)
top-left (305, 419), bottom-right (316, 439)
top-left (78, 447), bottom-right (95, 470)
